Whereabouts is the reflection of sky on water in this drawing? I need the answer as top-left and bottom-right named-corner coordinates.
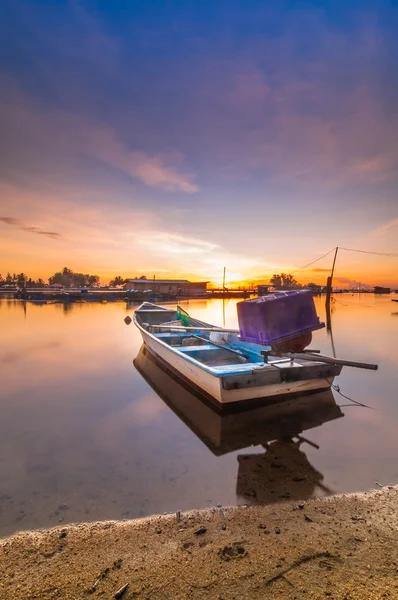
top-left (0, 296), bottom-right (397, 537)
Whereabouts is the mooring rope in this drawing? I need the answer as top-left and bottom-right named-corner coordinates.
top-left (324, 377), bottom-right (376, 410)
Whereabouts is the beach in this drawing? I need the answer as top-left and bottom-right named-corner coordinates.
top-left (1, 486), bottom-right (397, 600)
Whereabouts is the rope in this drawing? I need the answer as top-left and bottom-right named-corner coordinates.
top-left (333, 297), bottom-right (349, 306)
top-left (331, 295), bottom-right (393, 308)
top-left (325, 377), bottom-right (376, 410)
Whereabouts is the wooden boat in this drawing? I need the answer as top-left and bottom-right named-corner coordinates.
top-left (133, 302), bottom-right (368, 409)
top-left (134, 345), bottom-right (344, 502)
top-left (134, 344), bottom-right (344, 454)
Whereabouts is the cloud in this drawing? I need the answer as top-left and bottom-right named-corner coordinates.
top-left (371, 218), bottom-right (398, 236)
top-left (87, 128), bottom-right (199, 192)
top-left (134, 230), bottom-right (263, 281)
top-left (136, 232), bottom-right (217, 255)
top-left (311, 268), bottom-right (332, 273)
top-left (2, 2), bottom-right (398, 203)
top-left (2, 2), bottom-right (398, 286)
top-left (0, 217), bottom-right (20, 226)
top-left (176, 12), bottom-right (398, 195)
top-left (0, 75), bottom-right (198, 194)
top-left (131, 153), bottom-right (198, 192)
top-left (0, 216), bottom-right (63, 240)
top-left (333, 276), bottom-right (372, 288)
top-left (225, 65), bottom-right (270, 112)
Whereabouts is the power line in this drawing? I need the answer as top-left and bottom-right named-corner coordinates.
top-left (285, 244), bottom-right (398, 283)
top-left (339, 247), bottom-right (398, 258)
top-left (290, 244), bottom-right (398, 276)
top-left (289, 248), bottom-right (336, 275)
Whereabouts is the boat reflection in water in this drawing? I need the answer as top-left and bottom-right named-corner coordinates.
top-left (134, 345), bottom-right (344, 504)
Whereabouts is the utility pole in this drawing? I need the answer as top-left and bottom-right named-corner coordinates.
top-left (326, 247), bottom-right (338, 332)
top-left (326, 247), bottom-right (338, 302)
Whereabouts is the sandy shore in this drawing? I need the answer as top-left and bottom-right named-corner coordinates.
top-left (1, 487), bottom-right (397, 600)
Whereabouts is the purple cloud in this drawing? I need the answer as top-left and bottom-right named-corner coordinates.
top-left (0, 217), bottom-right (63, 240)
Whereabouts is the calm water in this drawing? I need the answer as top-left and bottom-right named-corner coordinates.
top-left (0, 295), bottom-right (397, 537)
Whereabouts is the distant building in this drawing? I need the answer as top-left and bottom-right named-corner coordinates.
top-left (374, 286), bottom-right (391, 294)
top-left (257, 285), bottom-right (272, 296)
top-left (306, 283), bottom-right (324, 294)
top-left (48, 283), bottom-right (64, 289)
top-left (125, 279), bottom-right (208, 296)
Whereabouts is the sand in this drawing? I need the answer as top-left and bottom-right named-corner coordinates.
top-left (1, 487), bottom-right (398, 600)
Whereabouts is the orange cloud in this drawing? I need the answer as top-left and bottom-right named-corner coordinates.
top-left (310, 268), bottom-right (331, 273)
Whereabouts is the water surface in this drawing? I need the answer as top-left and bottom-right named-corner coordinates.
top-left (0, 295), bottom-right (397, 537)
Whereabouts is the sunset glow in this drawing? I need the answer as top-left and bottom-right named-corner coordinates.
top-left (1, 2), bottom-right (397, 287)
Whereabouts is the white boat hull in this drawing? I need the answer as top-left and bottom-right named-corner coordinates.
top-left (139, 327), bottom-right (335, 407)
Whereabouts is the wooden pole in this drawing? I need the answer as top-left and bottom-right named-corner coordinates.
top-left (330, 246), bottom-right (338, 282)
top-left (326, 276), bottom-right (332, 330)
top-left (326, 247), bottom-right (338, 332)
top-left (150, 324), bottom-right (239, 333)
top-left (282, 351), bottom-right (378, 371)
top-left (326, 247), bottom-right (338, 298)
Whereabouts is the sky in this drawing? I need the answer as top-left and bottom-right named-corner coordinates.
top-left (0, 0), bottom-right (398, 287)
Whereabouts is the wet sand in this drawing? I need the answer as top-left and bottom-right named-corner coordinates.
top-left (1, 487), bottom-right (397, 599)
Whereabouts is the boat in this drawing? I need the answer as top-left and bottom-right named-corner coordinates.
top-left (133, 301), bottom-right (377, 409)
top-left (134, 344), bottom-right (344, 452)
top-left (134, 345), bottom-right (343, 502)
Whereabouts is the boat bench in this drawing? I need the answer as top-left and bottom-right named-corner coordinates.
top-left (177, 344), bottom-right (240, 365)
top-left (156, 332), bottom-right (188, 339)
top-left (155, 332), bottom-right (202, 347)
top-left (210, 362), bottom-right (265, 374)
top-left (177, 344), bottom-right (217, 353)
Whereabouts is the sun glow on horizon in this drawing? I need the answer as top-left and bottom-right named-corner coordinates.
top-left (1, 2), bottom-right (398, 289)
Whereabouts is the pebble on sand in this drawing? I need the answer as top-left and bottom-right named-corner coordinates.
top-left (114, 583), bottom-right (129, 599)
top-left (194, 526), bottom-right (207, 535)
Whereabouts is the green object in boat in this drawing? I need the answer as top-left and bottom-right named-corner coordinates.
top-left (177, 306), bottom-right (190, 327)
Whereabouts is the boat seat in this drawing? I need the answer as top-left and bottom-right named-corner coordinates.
top-left (210, 362), bottom-right (265, 374)
top-left (137, 309), bottom-right (178, 325)
top-left (177, 344), bottom-right (220, 353)
top-left (155, 332), bottom-right (188, 339)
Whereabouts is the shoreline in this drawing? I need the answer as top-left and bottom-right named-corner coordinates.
top-left (1, 487), bottom-right (397, 599)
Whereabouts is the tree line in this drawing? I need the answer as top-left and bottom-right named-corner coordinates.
top-left (0, 269), bottom-right (316, 290)
top-left (270, 273), bottom-right (300, 289)
top-left (0, 267), bottom-right (99, 288)
top-left (108, 275), bottom-right (147, 286)
top-left (269, 273), bottom-right (319, 289)
top-left (49, 267), bottom-right (99, 287)
top-left (0, 272), bottom-right (46, 287)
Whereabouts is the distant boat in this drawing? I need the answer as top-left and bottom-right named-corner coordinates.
top-left (133, 302), bottom-right (354, 409)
